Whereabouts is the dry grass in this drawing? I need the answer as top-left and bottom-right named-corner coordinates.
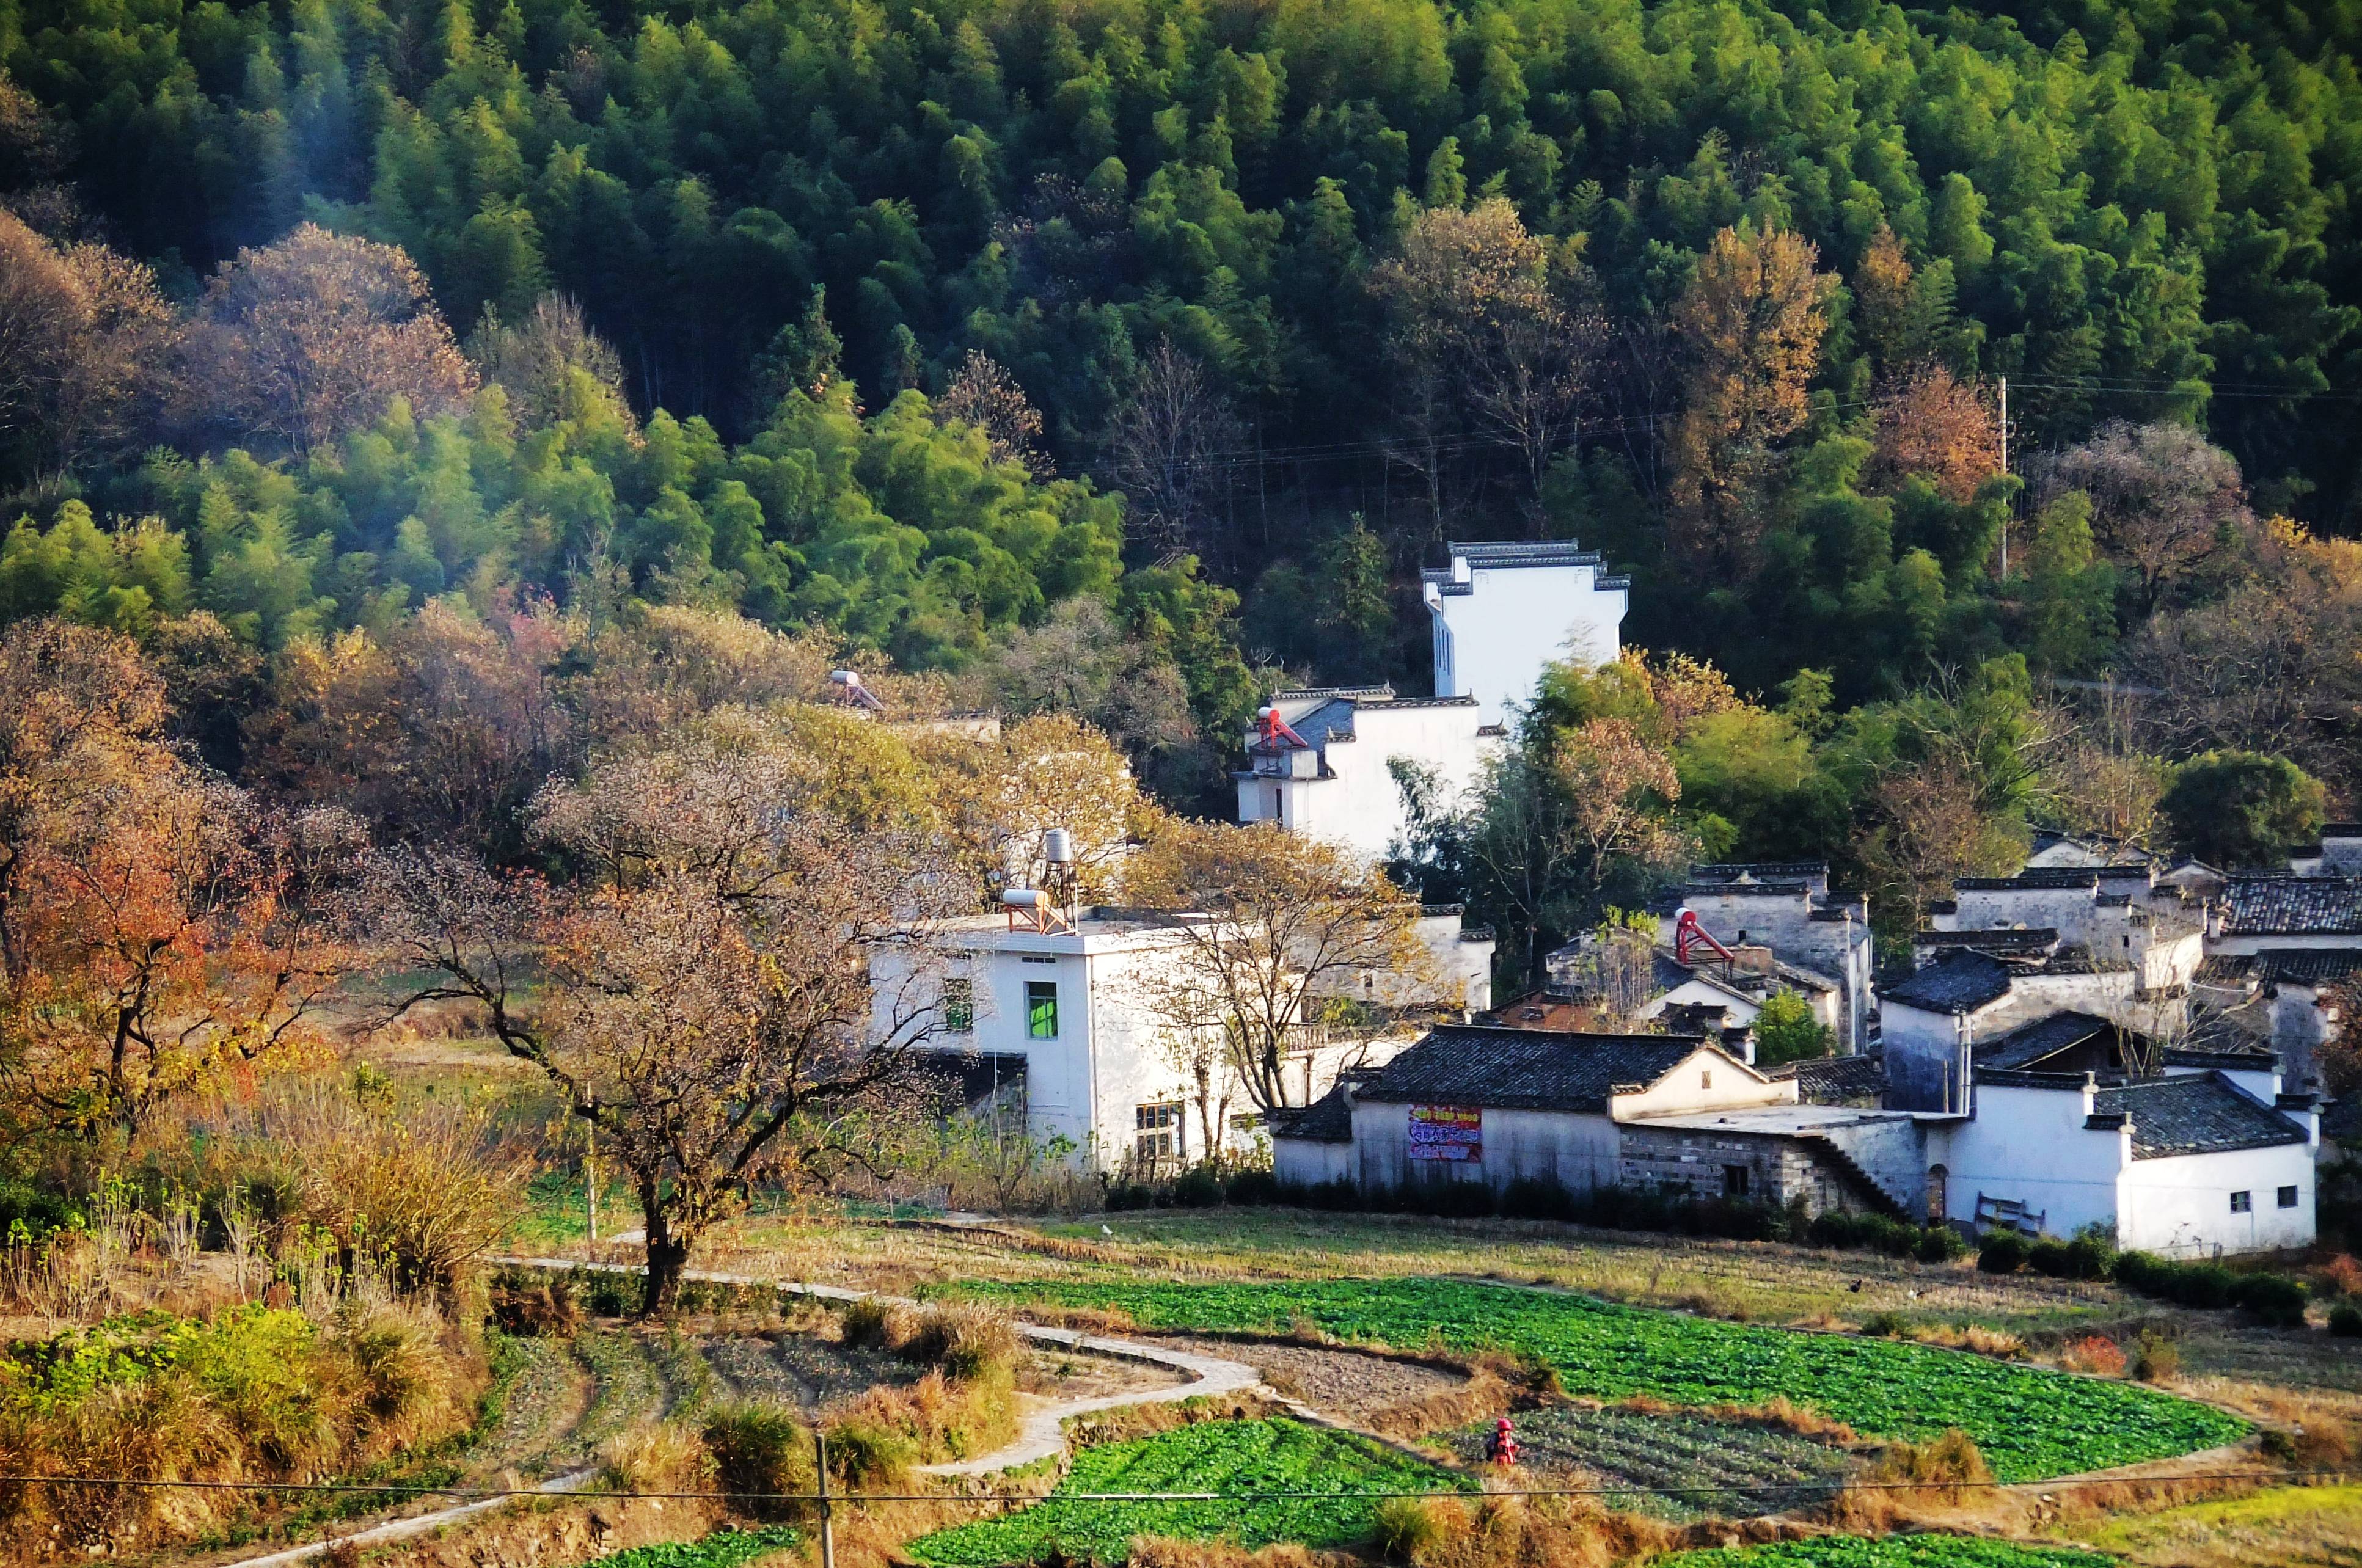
top-left (599, 1417), bottom-right (715, 1492)
top-left (1821, 1429), bottom-right (1995, 1532)
top-left (2052, 1481), bottom-right (2362, 1567)
top-left (0, 1297), bottom-right (486, 1556)
top-left (1349, 1492), bottom-right (1693, 1568)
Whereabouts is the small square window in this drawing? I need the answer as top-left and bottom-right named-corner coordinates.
top-left (2277, 1185), bottom-right (2300, 1209)
top-left (941, 977), bottom-right (974, 1034)
top-left (1722, 1164), bottom-right (1750, 1198)
top-left (2229, 1190), bottom-right (2252, 1214)
top-left (1025, 981), bottom-right (1059, 1039)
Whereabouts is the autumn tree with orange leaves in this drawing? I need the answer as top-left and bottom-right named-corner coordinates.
top-left (0, 621), bottom-right (362, 1136)
top-left (1668, 223), bottom-right (1835, 583)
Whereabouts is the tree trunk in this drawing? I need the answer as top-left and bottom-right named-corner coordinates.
top-left (641, 1189), bottom-right (689, 1317)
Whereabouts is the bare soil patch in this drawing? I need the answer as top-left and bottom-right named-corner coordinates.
top-left (1138, 1333), bottom-right (1482, 1434)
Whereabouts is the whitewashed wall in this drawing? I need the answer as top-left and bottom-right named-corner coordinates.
top-left (2116, 1142), bottom-right (2316, 1255)
top-left (1928, 1084), bottom-right (2128, 1239)
top-left (1428, 563), bottom-right (1624, 727)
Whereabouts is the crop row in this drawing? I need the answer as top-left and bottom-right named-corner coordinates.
top-left (938, 1277), bottom-right (2245, 1481)
top-left (905, 1417), bottom-right (1468, 1565)
top-left (1449, 1405), bottom-right (1855, 1520)
top-left (1662, 1538), bottom-right (2111, 1568)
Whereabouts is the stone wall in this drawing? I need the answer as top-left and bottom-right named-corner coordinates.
top-left (1615, 1126), bottom-right (1884, 1217)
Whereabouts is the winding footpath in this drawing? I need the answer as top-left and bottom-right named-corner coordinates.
top-left (218, 1258), bottom-right (1265, 1567)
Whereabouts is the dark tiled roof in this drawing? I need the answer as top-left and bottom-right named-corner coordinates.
top-left (2162, 1046), bottom-right (2278, 1070)
top-left (2223, 877), bottom-right (2362, 936)
top-left (2093, 1073), bottom-right (2309, 1160)
top-left (1683, 881), bottom-right (1814, 899)
top-left (1981, 1011), bottom-right (2120, 1071)
top-left (2324, 823), bottom-right (2362, 839)
top-left (1914, 927), bottom-right (2059, 953)
top-left (1882, 950), bottom-right (2013, 1013)
top-left (1446, 539), bottom-right (1604, 569)
top-left (1954, 869), bottom-right (2102, 891)
top-left (1357, 695), bottom-right (1479, 710)
top-left (1271, 1084), bottom-right (1356, 1143)
top-left (1689, 862), bottom-right (1830, 883)
top-left (1355, 1026), bottom-right (1711, 1113)
top-left (1768, 1054), bottom-right (1886, 1103)
top-left (2201, 947), bottom-right (2362, 987)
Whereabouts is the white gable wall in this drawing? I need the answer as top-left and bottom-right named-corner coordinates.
top-left (1427, 563), bottom-right (1624, 727)
top-left (2116, 1142), bottom-right (2316, 1255)
top-left (1928, 1083), bottom-right (2129, 1240)
top-left (1237, 701), bottom-right (1493, 863)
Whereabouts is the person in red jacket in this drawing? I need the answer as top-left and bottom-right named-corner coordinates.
top-left (1485, 1417), bottom-right (1519, 1468)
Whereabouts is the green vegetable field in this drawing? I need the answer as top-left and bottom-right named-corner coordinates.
top-left (1660, 1538), bottom-right (2113, 1568)
top-left (586, 1525), bottom-right (803, 1567)
top-left (904, 1418), bottom-right (1467, 1565)
top-left (939, 1278), bottom-right (2245, 1481)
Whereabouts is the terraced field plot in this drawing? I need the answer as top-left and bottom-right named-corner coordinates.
top-left (1661, 1538), bottom-right (2113, 1568)
top-left (585, 1524), bottom-right (804, 1566)
top-left (1444, 1404), bottom-right (1857, 1520)
top-left (942, 1277), bottom-right (2245, 1480)
top-left (904, 1417), bottom-right (1468, 1566)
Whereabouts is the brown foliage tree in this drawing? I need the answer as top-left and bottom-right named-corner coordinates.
top-left (182, 224), bottom-right (477, 455)
top-left (1371, 198), bottom-right (1604, 527)
top-left (2041, 420), bottom-right (2250, 616)
top-left (934, 349), bottom-right (1051, 477)
top-left (1668, 224), bottom-right (1834, 582)
top-left (1870, 366), bottom-right (2002, 503)
top-left (1124, 819), bottom-right (1431, 1133)
top-left (0, 208), bottom-right (175, 476)
top-left (378, 727), bottom-right (968, 1312)
top-left (469, 291), bottom-right (638, 438)
top-left (1106, 339), bottom-right (1245, 563)
top-left (0, 621), bottom-right (360, 1136)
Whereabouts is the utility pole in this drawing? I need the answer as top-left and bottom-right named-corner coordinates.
top-left (1997, 375), bottom-right (2011, 577)
top-left (816, 1431), bottom-right (836, 1568)
top-left (585, 1122), bottom-right (599, 1247)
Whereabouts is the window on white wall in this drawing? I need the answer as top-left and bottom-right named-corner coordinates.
top-left (2277, 1186), bottom-right (2300, 1209)
top-left (2229, 1190), bottom-right (2252, 1213)
top-left (1026, 981), bottom-right (1059, 1039)
top-left (941, 977), bottom-right (974, 1034)
top-left (1135, 1103), bottom-right (1182, 1165)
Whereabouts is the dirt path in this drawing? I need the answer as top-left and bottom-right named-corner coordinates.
top-left (211, 1260), bottom-right (1265, 1567)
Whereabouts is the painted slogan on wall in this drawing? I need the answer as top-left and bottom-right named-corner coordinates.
top-left (1408, 1104), bottom-right (1482, 1161)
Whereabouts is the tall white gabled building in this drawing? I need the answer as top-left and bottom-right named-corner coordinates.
top-left (1238, 540), bottom-right (1628, 861)
top-left (1422, 540), bottom-right (1629, 729)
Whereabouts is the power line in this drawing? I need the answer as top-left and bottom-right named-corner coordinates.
top-left (0, 1468), bottom-right (2346, 1505)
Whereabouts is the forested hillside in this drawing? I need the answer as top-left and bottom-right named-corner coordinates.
top-left (3, 0), bottom-right (2361, 945)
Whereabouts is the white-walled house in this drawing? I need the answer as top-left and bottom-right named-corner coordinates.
top-left (1420, 539), bottom-right (1629, 728)
top-left (1235, 688), bottom-right (1492, 863)
top-left (877, 906), bottom-right (1487, 1173)
top-left (1926, 1065), bottom-right (2317, 1255)
top-left (1674, 866), bottom-right (1876, 1052)
top-left (1273, 1024), bottom-right (1793, 1195)
top-left (1241, 538), bottom-right (1629, 861)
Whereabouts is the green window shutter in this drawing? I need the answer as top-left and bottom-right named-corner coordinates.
top-left (1026, 980), bottom-right (1059, 1038)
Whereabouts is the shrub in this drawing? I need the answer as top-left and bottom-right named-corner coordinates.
top-left (840, 1295), bottom-right (917, 1351)
top-left (2058, 1335), bottom-right (2127, 1377)
top-left (1977, 1234), bottom-right (2028, 1274)
top-left (1915, 1225), bottom-right (1968, 1263)
top-left (2064, 1226), bottom-right (2118, 1280)
top-left (1858, 1311), bottom-right (1907, 1338)
top-left (1499, 1177), bottom-right (1576, 1222)
top-left (1369, 1494), bottom-right (1446, 1561)
top-left (2025, 1238), bottom-right (2072, 1277)
top-left (2113, 1250), bottom-right (2303, 1321)
top-left (2232, 1273), bottom-right (2309, 1329)
top-left (2320, 1254), bottom-right (2362, 1299)
top-left (903, 1303), bottom-right (1018, 1381)
top-left (2132, 1328), bottom-right (2181, 1382)
top-left (2330, 1304), bottom-right (2362, 1338)
top-left (1223, 1168), bottom-right (1281, 1206)
top-left (704, 1401), bottom-right (816, 1519)
top-left (821, 1417), bottom-right (916, 1489)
